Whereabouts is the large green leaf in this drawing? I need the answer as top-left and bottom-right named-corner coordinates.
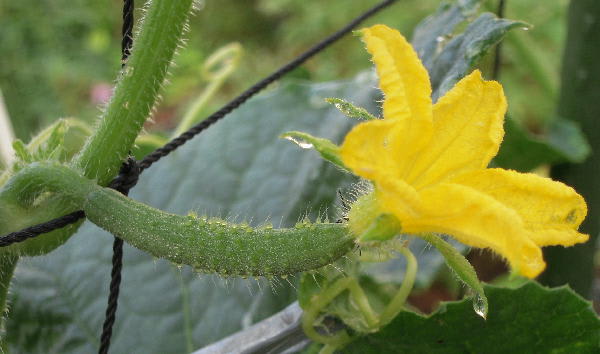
top-left (411, 1), bottom-right (524, 100)
top-left (494, 116), bottom-right (590, 172)
top-left (6, 74), bottom-right (377, 353)
top-left (412, 1), bottom-right (590, 172)
top-left (348, 282), bottom-right (600, 353)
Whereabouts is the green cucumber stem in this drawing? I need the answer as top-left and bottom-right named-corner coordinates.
top-left (73, 0), bottom-right (195, 185)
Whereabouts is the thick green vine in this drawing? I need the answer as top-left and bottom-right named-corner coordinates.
top-left (73, 0), bottom-right (195, 185)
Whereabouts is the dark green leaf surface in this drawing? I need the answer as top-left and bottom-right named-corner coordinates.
top-left (348, 282), bottom-right (600, 353)
top-left (411, 1), bottom-right (589, 172)
top-left (494, 116), bottom-right (590, 172)
top-left (411, 1), bottom-right (479, 68)
top-left (411, 2), bottom-right (524, 100)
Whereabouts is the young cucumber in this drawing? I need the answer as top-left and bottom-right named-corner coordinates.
top-left (1, 162), bottom-right (355, 277)
top-left (84, 188), bottom-right (354, 277)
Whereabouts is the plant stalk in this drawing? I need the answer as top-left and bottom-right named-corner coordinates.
top-left (73, 0), bottom-right (195, 185)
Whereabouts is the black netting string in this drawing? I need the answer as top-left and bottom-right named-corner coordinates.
top-left (98, 237), bottom-right (123, 354)
top-left (0, 210), bottom-right (85, 247)
top-left (492, 0), bottom-right (506, 80)
top-left (99, 156), bottom-right (138, 354)
top-left (121, 0), bottom-right (134, 65)
top-left (97, 0), bottom-right (136, 351)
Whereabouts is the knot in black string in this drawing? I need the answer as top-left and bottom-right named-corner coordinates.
top-left (108, 156), bottom-right (140, 195)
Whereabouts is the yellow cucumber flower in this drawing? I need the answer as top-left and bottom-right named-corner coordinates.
top-left (341, 24), bottom-right (588, 278)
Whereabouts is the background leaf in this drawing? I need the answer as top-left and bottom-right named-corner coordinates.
top-left (411, 1), bottom-right (589, 172)
top-left (347, 282), bottom-right (600, 353)
top-left (411, 1), bottom-right (524, 100)
top-left (494, 116), bottom-right (590, 172)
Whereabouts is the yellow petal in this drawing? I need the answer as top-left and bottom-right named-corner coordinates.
top-left (453, 168), bottom-right (589, 247)
top-left (405, 70), bottom-right (506, 188)
top-left (340, 119), bottom-right (400, 181)
top-left (401, 183), bottom-right (545, 278)
top-left (362, 24), bottom-right (432, 122)
top-left (361, 25), bottom-right (433, 171)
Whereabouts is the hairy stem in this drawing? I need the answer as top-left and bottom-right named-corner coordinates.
top-left (73, 0), bottom-right (195, 185)
top-left (379, 245), bottom-right (417, 326)
top-left (0, 254), bottom-right (18, 348)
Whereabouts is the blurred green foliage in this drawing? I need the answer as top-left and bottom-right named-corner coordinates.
top-left (0, 0), bottom-right (120, 139)
top-left (0, 0), bottom-right (568, 141)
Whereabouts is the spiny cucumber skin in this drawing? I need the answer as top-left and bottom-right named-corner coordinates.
top-left (84, 188), bottom-right (355, 277)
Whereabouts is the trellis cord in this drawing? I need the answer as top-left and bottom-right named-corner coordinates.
top-left (98, 2), bottom-right (135, 352)
top-left (98, 156), bottom-right (139, 354)
top-left (0, 0), bottom-right (397, 246)
top-left (98, 238), bottom-right (124, 354)
top-left (0, 211), bottom-right (85, 247)
top-left (121, 0), bottom-right (134, 65)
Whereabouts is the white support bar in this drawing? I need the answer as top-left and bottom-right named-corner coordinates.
top-left (0, 89), bottom-right (15, 167)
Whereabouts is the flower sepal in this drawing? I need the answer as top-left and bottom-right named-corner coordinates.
top-left (421, 233), bottom-right (488, 318)
top-left (357, 213), bottom-right (402, 243)
top-left (326, 97), bottom-right (377, 121)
